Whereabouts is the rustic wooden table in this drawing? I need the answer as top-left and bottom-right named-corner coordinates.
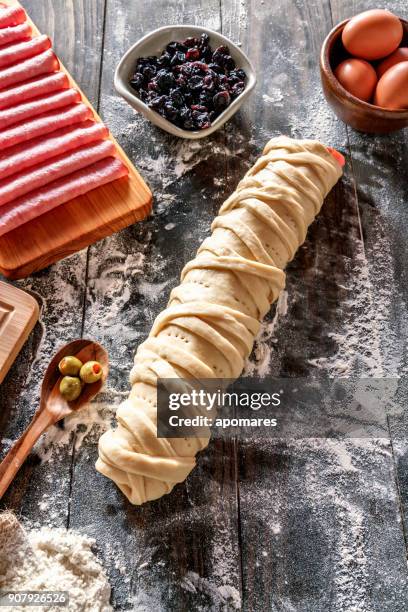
top-left (1, 0), bottom-right (408, 610)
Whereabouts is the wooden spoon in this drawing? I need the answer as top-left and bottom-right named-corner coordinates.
top-left (0, 339), bottom-right (108, 500)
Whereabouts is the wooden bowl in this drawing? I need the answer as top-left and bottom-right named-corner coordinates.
top-left (320, 17), bottom-right (408, 133)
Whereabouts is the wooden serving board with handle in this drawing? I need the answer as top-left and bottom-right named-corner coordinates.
top-left (0, 280), bottom-right (39, 383)
top-left (0, 0), bottom-right (152, 280)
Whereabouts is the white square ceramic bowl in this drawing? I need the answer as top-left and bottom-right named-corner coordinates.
top-left (114, 25), bottom-right (256, 140)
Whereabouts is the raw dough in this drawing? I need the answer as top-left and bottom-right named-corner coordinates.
top-left (96, 136), bottom-right (343, 504)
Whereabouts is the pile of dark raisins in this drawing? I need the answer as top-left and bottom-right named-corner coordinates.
top-left (130, 33), bottom-right (247, 131)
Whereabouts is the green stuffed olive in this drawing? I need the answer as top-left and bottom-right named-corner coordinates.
top-left (58, 356), bottom-right (83, 377)
top-left (80, 361), bottom-right (103, 384)
top-left (59, 376), bottom-right (82, 401)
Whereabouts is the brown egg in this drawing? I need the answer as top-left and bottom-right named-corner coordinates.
top-left (374, 61), bottom-right (408, 109)
top-left (334, 58), bottom-right (377, 102)
top-left (342, 9), bottom-right (403, 60)
top-left (377, 47), bottom-right (408, 77)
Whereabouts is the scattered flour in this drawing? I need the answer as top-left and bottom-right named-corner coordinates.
top-left (241, 437), bottom-right (400, 610)
top-left (332, 499), bottom-right (368, 611)
top-left (35, 394), bottom-right (121, 463)
top-left (288, 87), bottom-right (346, 146)
top-left (136, 278), bottom-right (172, 303)
top-left (307, 245), bottom-right (394, 377)
top-left (180, 571), bottom-right (241, 610)
top-left (145, 136), bottom-right (246, 190)
top-left (245, 290), bottom-right (288, 377)
top-left (89, 251), bottom-right (146, 295)
top-left (263, 90), bottom-right (284, 106)
top-left (238, 0), bottom-right (249, 32)
top-left (0, 521), bottom-right (112, 612)
top-left (15, 253), bottom-right (86, 399)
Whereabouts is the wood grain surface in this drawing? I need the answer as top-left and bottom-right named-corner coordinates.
top-left (0, 0), bottom-right (152, 280)
top-left (1, 0), bottom-right (408, 610)
top-left (0, 281), bottom-right (38, 383)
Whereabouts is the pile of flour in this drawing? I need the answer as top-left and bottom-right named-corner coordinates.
top-left (0, 516), bottom-right (112, 612)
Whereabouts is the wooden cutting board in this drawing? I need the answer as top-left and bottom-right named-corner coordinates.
top-left (0, 280), bottom-right (39, 383)
top-left (0, 0), bottom-right (152, 280)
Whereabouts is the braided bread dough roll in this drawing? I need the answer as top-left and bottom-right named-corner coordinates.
top-left (96, 136), bottom-right (343, 505)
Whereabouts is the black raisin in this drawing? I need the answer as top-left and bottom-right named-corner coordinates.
top-left (213, 90), bottom-right (231, 111)
top-left (171, 51), bottom-right (186, 66)
top-left (166, 41), bottom-right (178, 55)
top-left (179, 106), bottom-right (193, 128)
top-left (147, 80), bottom-right (159, 91)
top-left (180, 63), bottom-right (193, 76)
top-left (170, 88), bottom-right (185, 107)
top-left (148, 95), bottom-right (167, 109)
top-left (231, 81), bottom-right (245, 97)
top-left (164, 102), bottom-right (178, 121)
top-left (235, 68), bottom-right (247, 80)
top-left (203, 75), bottom-right (216, 90)
top-left (212, 45), bottom-right (230, 64)
top-left (199, 90), bottom-right (213, 106)
top-left (183, 37), bottom-right (199, 48)
top-left (176, 75), bottom-right (188, 88)
top-left (191, 61), bottom-right (208, 74)
top-left (156, 69), bottom-right (175, 92)
top-left (130, 72), bottom-right (144, 89)
top-left (157, 52), bottom-right (171, 67)
top-left (223, 55), bottom-right (236, 71)
top-left (191, 104), bottom-right (208, 112)
top-left (200, 33), bottom-right (210, 47)
top-left (192, 111), bottom-right (211, 129)
top-left (186, 48), bottom-right (200, 61)
top-left (188, 75), bottom-right (204, 91)
top-left (200, 47), bottom-right (213, 63)
top-left (208, 62), bottom-right (224, 74)
top-left (184, 92), bottom-right (194, 104)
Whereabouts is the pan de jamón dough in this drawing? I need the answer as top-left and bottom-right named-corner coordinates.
top-left (96, 136), bottom-right (343, 505)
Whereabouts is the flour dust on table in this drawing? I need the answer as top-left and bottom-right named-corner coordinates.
top-left (0, 513), bottom-right (112, 612)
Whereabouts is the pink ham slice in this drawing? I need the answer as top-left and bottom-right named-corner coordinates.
top-left (0, 120), bottom-right (108, 180)
top-left (0, 35), bottom-right (51, 69)
top-left (0, 5), bottom-right (26, 29)
top-left (0, 157), bottom-right (128, 236)
top-left (0, 139), bottom-right (116, 206)
top-left (0, 22), bottom-right (31, 47)
top-left (0, 88), bottom-right (80, 129)
top-left (0, 49), bottom-right (59, 89)
top-left (0, 71), bottom-right (69, 109)
top-left (0, 103), bottom-right (92, 149)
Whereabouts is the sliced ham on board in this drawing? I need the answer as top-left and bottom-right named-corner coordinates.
top-left (0, 72), bottom-right (69, 110)
top-left (0, 3), bottom-right (132, 240)
top-left (0, 22), bottom-right (31, 47)
top-left (0, 34), bottom-right (50, 69)
top-left (0, 120), bottom-right (109, 180)
top-left (0, 48), bottom-right (59, 89)
top-left (0, 157), bottom-right (129, 237)
top-left (0, 139), bottom-right (116, 206)
top-left (0, 88), bottom-right (81, 130)
top-left (0, 5), bottom-right (26, 29)
top-left (0, 103), bottom-right (92, 149)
